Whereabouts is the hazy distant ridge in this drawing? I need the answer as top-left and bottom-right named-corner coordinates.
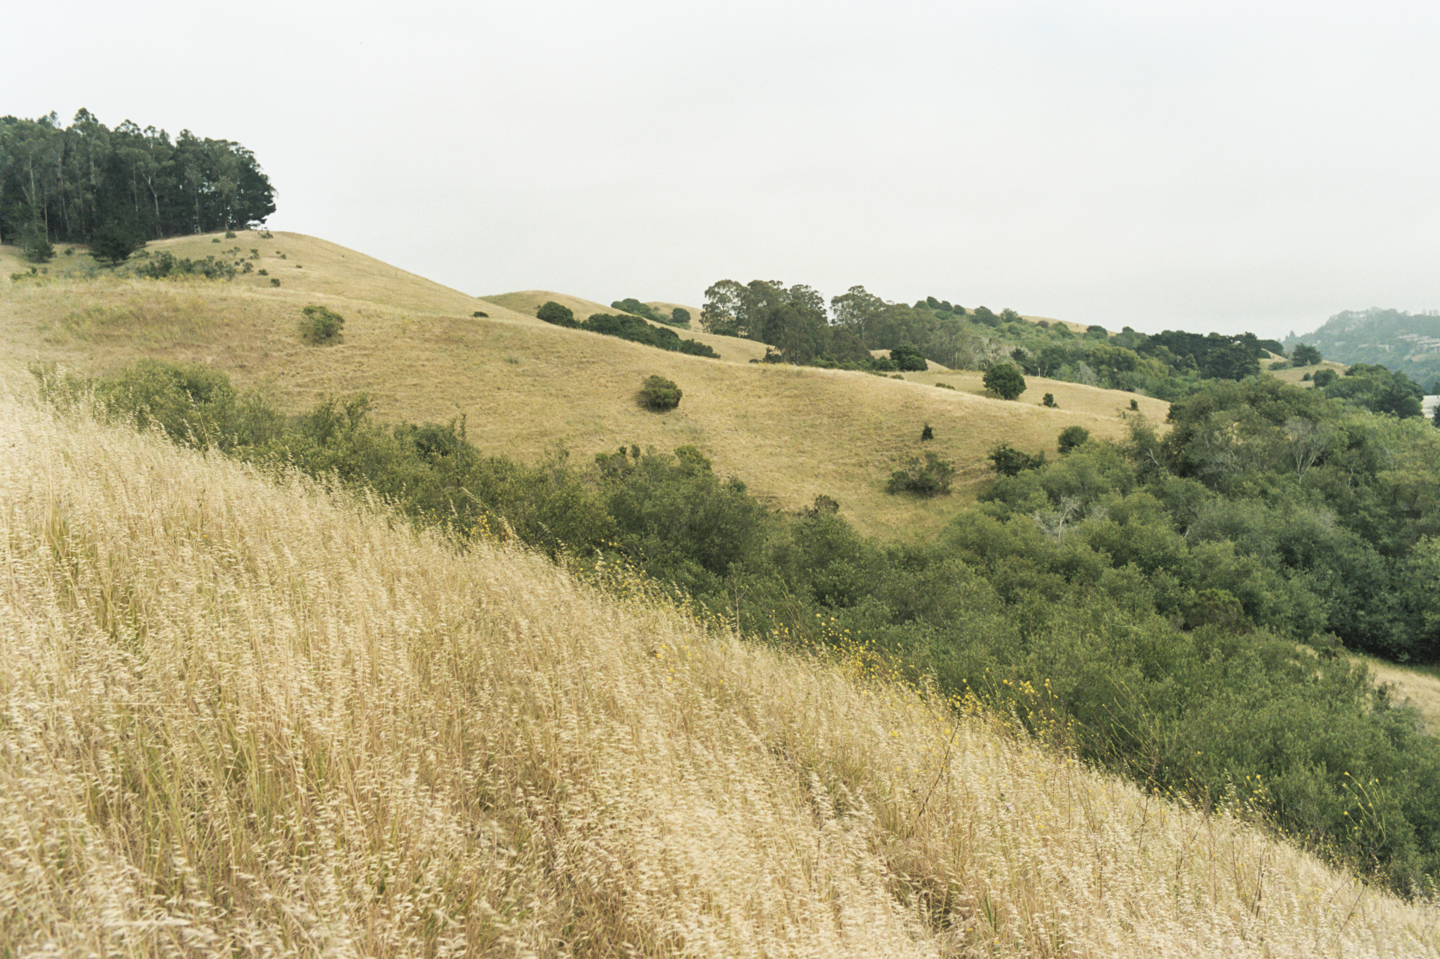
top-left (1287, 308), bottom-right (1440, 390)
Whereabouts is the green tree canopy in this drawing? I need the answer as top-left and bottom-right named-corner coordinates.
top-left (983, 363), bottom-right (1027, 400)
top-left (0, 109), bottom-right (274, 246)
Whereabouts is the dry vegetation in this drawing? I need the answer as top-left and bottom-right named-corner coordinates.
top-left (2, 394), bottom-right (1437, 957)
top-left (1362, 657), bottom-right (1440, 735)
top-left (1, 235), bottom-right (1162, 539)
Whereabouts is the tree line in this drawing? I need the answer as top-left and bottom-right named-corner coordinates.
top-left (0, 109), bottom-right (275, 254)
top-left (698, 278), bottom-right (1322, 401)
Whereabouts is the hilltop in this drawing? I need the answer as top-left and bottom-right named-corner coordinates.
top-left (3, 395), bottom-right (1436, 957)
top-left (0, 231), bottom-right (1165, 539)
top-left (1287, 308), bottom-right (1440, 392)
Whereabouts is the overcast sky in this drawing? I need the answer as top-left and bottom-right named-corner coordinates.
top-left (10, 1), bottom-right (1440, 339)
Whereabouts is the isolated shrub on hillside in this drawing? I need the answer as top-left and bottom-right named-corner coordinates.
top-left (537, 301), bottom-right (577, 327)
top-left (671, 307), bottom-right (691, 326)
top-left (1043, 393), bottom-right (1056, 408)
top-left (1291, 343), bottom-right (1323, 366)
top-left (299, 305), bottom-right (345, 344)
top-left (270, 278), bottom-right (280, 286)
top-left (1057, 425), bottom-right (1091, 454)
top-left (886, 452), bottom-right (955, 496)
top-left (638, 375), bottom-right (682, 411)
top-left (472, 310), bottom-right (489, 317)
top-left (921, 424), bottom-right (934, 441)
top-left (983, 363), bottom-right (1026, 400)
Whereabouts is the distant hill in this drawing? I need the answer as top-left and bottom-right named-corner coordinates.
top-left (1286, 308), bottom-right (1440, 392)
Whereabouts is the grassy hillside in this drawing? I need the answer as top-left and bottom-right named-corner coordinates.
top-left (3, 394), bottom-right (1436, 957)
top-left (1, 233), bottom-right (1164, 539)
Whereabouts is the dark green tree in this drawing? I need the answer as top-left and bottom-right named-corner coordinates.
top-left (536, 301), bottom-right (577, 326)
top-left (19, 222), bottom-right (54, 262)
top-left (987, 443), bottom-right (1046, 476)
top-left (983, 364), bottom-right (1027, 400)
top-left (1291, 343), bottom-right (1323, 366)
top-left (1058, 425), bottom-right (1091, 453)
top-left (890, 345), bottom-right (928, 372)
top-left (89, 219), bottom-right (145, 264)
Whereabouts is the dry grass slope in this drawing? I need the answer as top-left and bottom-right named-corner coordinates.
top-left (2, 233), bottom-right (1159, 539)
top-left (2, 395), bottom-right (1437, 957)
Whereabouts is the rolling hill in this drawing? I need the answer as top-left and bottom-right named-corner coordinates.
top-left (0, 231), bottom-right (1166, 539)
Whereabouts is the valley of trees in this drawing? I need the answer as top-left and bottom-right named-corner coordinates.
top-left (34, 359), bottom-right (1440, 896)
top-left (0, 110), bottom-right (275, 255)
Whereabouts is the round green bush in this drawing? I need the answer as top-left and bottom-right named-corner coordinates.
top-left (638, 375), bottom-right (682, 411)
top-left (299, 305), bottom-right (345, 344)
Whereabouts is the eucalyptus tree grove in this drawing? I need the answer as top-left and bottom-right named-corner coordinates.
top-left (0, 109), bottom-right (275, 249)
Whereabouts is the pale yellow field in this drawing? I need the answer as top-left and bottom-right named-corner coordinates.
top-left (3, 395), bottom-right (1435, 958)
top-left (1361, 656), bottom-right (1440, 735)
top-left (1270, 359), bottom-right (1348, 387)
top-left (0, 233), bottom-right (1159, 538)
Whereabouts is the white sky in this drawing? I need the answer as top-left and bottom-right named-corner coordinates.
top-left (10, 0), bottom-right (1440, 340)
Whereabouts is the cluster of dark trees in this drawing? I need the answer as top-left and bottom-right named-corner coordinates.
top-left (37, 360), bottom-right (1440, 894)
top-left (0, 110), bottom-right (275, 255)
top-left (611, 298), bottom-right (690, 327)
top-left (537, 301), bottom-right (719, 358)
top-left (695, 279), bottom-right (1431, 417)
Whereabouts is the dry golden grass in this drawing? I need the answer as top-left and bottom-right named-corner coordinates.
top-left (0, 235), bottom-right (1159, 538)
top-left (1270, 360), bottom-right (1348, 387)
top-left (1359, 656), bottom-right (1440, 735)
top-left (2, 393), bottom-right (1436, 957)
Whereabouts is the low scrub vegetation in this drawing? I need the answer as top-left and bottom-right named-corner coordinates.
top-left (886, 451), bottom-right (955, 496)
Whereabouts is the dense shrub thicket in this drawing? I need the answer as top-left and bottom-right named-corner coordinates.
top-left (583, 313), bottom-right (719, 357)
top-left (34, 361), bottom-right (1440, 896)
top-left (611, 297), bottom-right (691, 327)
top-left (537, 301), bottom-right (719, 357)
